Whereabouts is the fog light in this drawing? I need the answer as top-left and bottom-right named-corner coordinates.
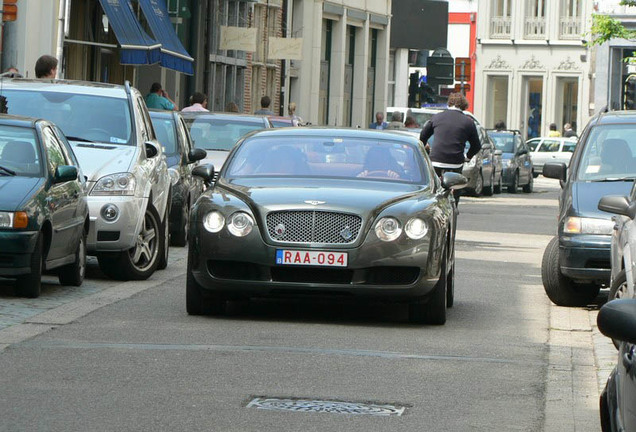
top-left (101, 204), bottom-right (119, 222)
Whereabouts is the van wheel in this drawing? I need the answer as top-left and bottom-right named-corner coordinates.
top-left (15, 234), bottom-right (43, 298)
top-left (541, 236), bottom-right (600, 306)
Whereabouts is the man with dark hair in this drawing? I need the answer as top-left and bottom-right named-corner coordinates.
top-left (419, 92), bottom-right (481, 203)
top-left (35, 55), bottom-right (58, 78)
top-left (494, 120), bottom-right (506, 130)
top-left (254, 95), bottom-right (274, 115)
top-left (182, 92), bottom-right (209, 112)
top-left (145, 82), bottom-right (178, 111)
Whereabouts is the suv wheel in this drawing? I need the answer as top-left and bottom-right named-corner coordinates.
top-left (522, 173), bottom-right (534, 193)
top-left (58, 230), bottom-right (86, 286)
top-left (99, 205), bottom-right (162, 280)
top-left (15, 233), bottom-right (43, 298)
top-left (541, 236), bottom-right (600, 306)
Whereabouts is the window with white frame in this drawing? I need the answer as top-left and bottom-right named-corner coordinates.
top-left (560, 0), bottom-right (582, 39)
top-left (525, 0), bottom-right (546, 39)
top-left (490, 0), bottom-right (512, 38)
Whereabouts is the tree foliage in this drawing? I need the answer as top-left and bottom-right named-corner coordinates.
top-left (589, 0), bottom-right (636, 46)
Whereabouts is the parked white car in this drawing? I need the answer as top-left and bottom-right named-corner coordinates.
top-left (526, 136), bottom-right (577, 176)
top-left (2, 79), bottom-right (172, 281)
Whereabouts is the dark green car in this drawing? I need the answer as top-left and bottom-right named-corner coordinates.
top-left (0, 115), bottom-right (89, 298)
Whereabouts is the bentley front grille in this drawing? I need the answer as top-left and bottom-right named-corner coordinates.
top-left (266, 210), bottom-right (362, 244)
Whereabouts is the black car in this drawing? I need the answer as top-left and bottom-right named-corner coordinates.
top-left (186, 128), bottom-right (467, 325)
top-left (0, 115), bottom-right (88, 297)
top-left (542, 111), bottom-right (636, 306)
top-left (598, 299), bottom-right (636, 432)
top-left (149, 110), bottom-right (207, 246)
top-left (487, 129), bottom-right (534, 193)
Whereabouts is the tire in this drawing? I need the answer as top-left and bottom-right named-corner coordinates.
top-left (494, 173), bottom-right (502, 194)
top-left (608, 270), bottom-right (631, 349)
top-left (15, 234), bottom-right (43, 298)
top-left (446, 246), bottom-right (455, 308)
top-left (472, 171), bottom-right (484, 196)
top-left (409, 257), bottom-right (447, 325)
top-left (508, 171), bottom-right (518, 193)
top-left (523, 172), bottom-right (534, 193)
top-left (541, 236), bottom-right (600, 306)
top-left (157, 201), bottom-right (170, 270)
top-left (58, 230), bottom-right (86, 286)
top-left (482, 171), bottom-right (494, 196)
top-left (98, 205), bottom-right (162, 281)
top-left (186, 243), bottom-right (225, 316)
top-left (171, 202), bottom-right (189, 247)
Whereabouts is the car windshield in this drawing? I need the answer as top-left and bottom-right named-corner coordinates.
top-left (576, 124), bottom-right (636, 181)
top-left (226, 136), bottom-right (427, 184)
top-left (489, 132), bottom-right (516, 153)
top-left (184, 116), bottom-right (265, 151)
top-left (2, 90), bottom-right (132, 145)
top-left (150, 116), bottom-right (178, 156)
top-left (0, 126), bottom-right (42, 177)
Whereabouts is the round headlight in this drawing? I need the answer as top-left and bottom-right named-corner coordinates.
top-left (227, 212), bottom-right (254, 237)
top-left (203, 211), bottom-right (225, 233)
top-left (102, 177), bottom-right (115, 188)
top-left (375, 217), bottom-right (402, 242)
top-left (405, 218), bottom-right (428, 239)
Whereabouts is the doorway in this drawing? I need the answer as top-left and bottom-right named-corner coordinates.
top-left (522, 77), bottom-right (543, 139)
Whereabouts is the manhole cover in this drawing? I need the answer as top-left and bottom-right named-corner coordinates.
top-left (246, 397), bottom-right (406, 417)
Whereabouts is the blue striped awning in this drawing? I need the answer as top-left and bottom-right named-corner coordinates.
top-left (139, 0), bottom-right (194, 75)
top-left (98, 0), bottom-right (161, 66)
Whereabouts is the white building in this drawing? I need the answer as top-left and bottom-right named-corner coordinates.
top-left (286, 0), bottom-right (392, 127)
top-left (474, 0), bottom-right (593, 138)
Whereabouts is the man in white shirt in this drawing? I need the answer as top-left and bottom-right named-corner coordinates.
top-left (182, 92), bottom-right (209, 112)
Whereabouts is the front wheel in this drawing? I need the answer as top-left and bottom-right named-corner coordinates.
top-left (472, 171), bottom-right (484, 196)
top-left (523, 172), bottom-right (534, 193)
top-left (15, 234), bottom-right (43, 298)
top-left (99, 205), bottom-right (162, 281)
top-left (58, 230), bottom-right (86, 286)
top-left (186, 243), bottom-right (225, 315)
top-left (508, 171), bottom-right (518, 193)
top-left (494, 173), bottom-right (502, 194)
top-left (608, 270), bottom-right (630, 349)
top-left (482, 171), bottom-right (494, 196)
top-left (409, 258), bottom-right (447, 325)
top-left (541, 236), bottom-right (600, 306)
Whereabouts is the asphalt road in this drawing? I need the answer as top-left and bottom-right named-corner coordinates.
top-left (0, 178), bottom-right (606, 431)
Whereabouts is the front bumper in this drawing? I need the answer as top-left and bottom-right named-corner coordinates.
top-left (0, 230), bottom-right (39, 276)
top-left (86, 195), bottom-right (148, 253)
top-left (560, 234), bottom-right (611, 283)
top-left (189, 227), bottom-right (443, 301)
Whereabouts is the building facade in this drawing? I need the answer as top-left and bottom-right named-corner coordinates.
top-left (475, 0), bottom-right (592, 138)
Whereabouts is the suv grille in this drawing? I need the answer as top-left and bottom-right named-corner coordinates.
top-left (266, 211), bottom-right (362, 244)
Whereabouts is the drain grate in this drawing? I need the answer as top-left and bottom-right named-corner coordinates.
top-left (246, 397), bottom-right (406, 417)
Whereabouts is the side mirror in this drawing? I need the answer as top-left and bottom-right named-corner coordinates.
top-left (145, 141), bottom-right (159, 158)
top-left (598, 195), bottom-right (636, 219)
top-left (192, 163), bottom-right (215, 184)
top-left (597, 299), bottom-right (636, 344)
top-left (516, 148), bottom-right (528, 156)
top-left (494, 150), bottom-right (503, 156)
top-left (441, 172), bottom-right (468, 191)
top-left (188, 148), bottom-right (206, 164)
top-left (53, 165), bottom-right (78, 184)
top-left (543, 162), bottom-right (567, 181)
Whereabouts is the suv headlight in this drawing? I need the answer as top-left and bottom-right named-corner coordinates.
top-left (375, 217), bottom-right (402, 242)
top-left (168, 168), bottom-right (179, 186)
top-left (91, 173), bottom-right (136, 196)
top-left (227, 212), bottom-right (254, 237)
top-left (563, 217), bottom-right (614, 235)
top-left (0, 211), bottom-right (28, 229)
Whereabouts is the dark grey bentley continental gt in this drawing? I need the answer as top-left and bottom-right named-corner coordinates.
top-left (186, 128), bottom-right (467, 324)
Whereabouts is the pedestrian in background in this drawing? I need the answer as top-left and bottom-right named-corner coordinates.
top-left (404, 116), bottom-right (419, 128)
top-left (225, 102), bottom-right (239, 113)
top-left (288, 102), bottom-right (302, 126)
top-left (145, 82), bottom-right (178, 111)
top-left (386, 111), bottom-right (404, 129)
top-left (0, 66), bottom-right (22, 78)
top-left (548, 122), bottom-right (561, 137)
top-left (369, 112), bottom-right (388, 129)
top-left (182, 92), bottom-right (209, 112)
top-left (563, 123), bottom-right (577, 138)
top-left (494, 120), bottom-right (506, 130)
top-left (35, 55), bottom-right (57, 78)
top-left (254, 95), bottom-right (274, 115)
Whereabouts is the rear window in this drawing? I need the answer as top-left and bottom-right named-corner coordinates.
top-left (184, 117), bottom-right (266, 151)
top-left (489, 132), bottom-right (516, 153)
top-left (576, 124), bottom-right (636, 180)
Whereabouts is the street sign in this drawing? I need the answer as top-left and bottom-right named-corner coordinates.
top-left (2, 0), bottom-right (17, 22)
top-left (455, 57), bottom-right (471, 80)
top-left (454, 83), bottom-right (471, 92)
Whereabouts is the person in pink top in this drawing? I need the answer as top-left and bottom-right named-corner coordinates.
top-left (182, 92), bottom-right (209, 112)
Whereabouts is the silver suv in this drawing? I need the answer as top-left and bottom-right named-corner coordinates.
top-left (2, 79), bottom-right (171, 280)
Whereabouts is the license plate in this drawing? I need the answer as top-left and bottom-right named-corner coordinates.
top-left (276, 250), bottom-right (348, 267)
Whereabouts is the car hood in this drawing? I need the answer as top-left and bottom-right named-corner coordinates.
top-left (70, 142), bottom-right (137, 181)
top-left (572, 181), bottom-right (634, 218)
top-left (220, 178), bottom-right (425, 215)
top-left (201, 150), bottom-right (230, 172)
top-left (0, 176), bottom-right (43, 211)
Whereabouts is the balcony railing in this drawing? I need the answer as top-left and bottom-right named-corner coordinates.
top-left (559, 16), bottom-right (581, 39)
top-left (524, 17), bottom-right (546, 39)
top-left (490, 16), bottom-right (512, 39)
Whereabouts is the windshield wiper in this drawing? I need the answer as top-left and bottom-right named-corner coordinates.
top-left (0, 165), bottom-right (16, 176)
top-left (65, 136), bottom-right (95, 143)
top-left (590, 177), bottom-right (636, 182)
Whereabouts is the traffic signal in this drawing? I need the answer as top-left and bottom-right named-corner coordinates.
top-left (2, 0), bottom-right (17, 22)
top-left (624, 75), bottom-right (636, 110)
top-left (427, 55), bottom-right (454, 87)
